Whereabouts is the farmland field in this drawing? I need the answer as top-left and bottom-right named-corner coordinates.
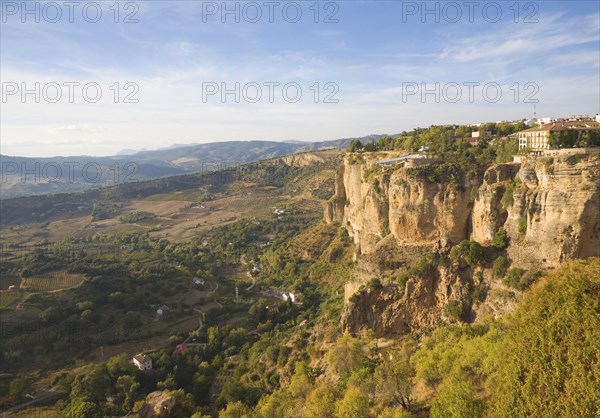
top-left (21, 271), bottom-right (86, 292)
top-left (0, 291), bottom-right (22, 309)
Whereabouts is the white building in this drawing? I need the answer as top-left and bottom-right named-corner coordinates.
top-left (518, 118), bottom-right (600, 151)
top-left (133, 354), bottom-right (152, 371)
top-left (537, 117), bottom-right (557, 126)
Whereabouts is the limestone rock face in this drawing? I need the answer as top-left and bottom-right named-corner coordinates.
top-left (134, 391), bottom-right (176, 417)
top-left (471, 164), bottom-right (519, 243)
top-left (324, 163), bottom-right (347, 224)
top-left (328, 152), bottom-right (600, 337)
top-left (325, 157), bottom-right (477, 255)
top-left (504, 155), bottom-right (600, 269)
top-left (341, 264), bottom-right (470, 337)
top-left (387, 171), bottom-right (474, 247)
top-left (327, 153), bottom-right (600, 267)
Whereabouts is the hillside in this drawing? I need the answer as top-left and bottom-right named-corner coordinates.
top-left (0, 136), bottom-right (387, 198)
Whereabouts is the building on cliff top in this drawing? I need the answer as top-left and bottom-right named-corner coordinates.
top-left (518, 118), bottom-right (600, 151)
top-left (377, 153), bottom-right (439, 168)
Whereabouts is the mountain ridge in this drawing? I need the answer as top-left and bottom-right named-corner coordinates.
top-left (0, 136), bottom-right (390, 198)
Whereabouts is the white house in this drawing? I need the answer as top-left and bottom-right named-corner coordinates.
top-left (133, 354), bottom-right (152, 371)
top-left (156, 305), bottom-right (170, 317)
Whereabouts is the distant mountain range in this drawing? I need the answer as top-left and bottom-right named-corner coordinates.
top-left (0, 135), bottom-right (388, 198)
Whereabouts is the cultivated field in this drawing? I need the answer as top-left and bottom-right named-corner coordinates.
top-left (21, 272), bottom-right (86, 292)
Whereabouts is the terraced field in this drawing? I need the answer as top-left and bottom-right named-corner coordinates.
top-left (21, 271), bottom-right (86, 292)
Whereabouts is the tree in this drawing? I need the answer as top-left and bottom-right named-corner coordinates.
top-left (303, 385), bottom-right (337, 418)
top-left (489, 259), bottom-right (600, 417)
top-left (288, 363), bottom-right (312, 400)
top-left (39, 306), bottom-right (62, 323)
top-left (377, 408), bottom-right (415, 418)
top-left (248, 298), bottom-right (268, 322)
top-left (364, 142), bottom-right (376, 152)
top-left (348, 139), bottom-right (364, 152)
top-left (255, 387), bottom-right (294, 418)
top-left (63, 400), bottom-right (101, 418)
top-left (70, 365), bottom-right (111, 404)
top-left (116, 375), bottom-right (140, 410)
top-left (165, 389), bottom-right (198, 418)
top-left (157, 373), bottom-right (177, 391)
top-left (219, 401), bottom-right (252, 418)
top-left (374, 343), bottom-right (415, 410)
top-left (107, 353), bottom-right (136, 377)
top-left (444, 300), bottom-right (466, 322)
top-left (325, 334), bottom-right (369, 378)
top-left (335, 386), bottom-right (371, 418)
top-left (430, 378), bottom-right (484, 418)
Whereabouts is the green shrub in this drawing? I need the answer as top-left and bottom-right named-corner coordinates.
top-left (492, 227), bottom-right (509, 249)
top-left (492, 256), bottom-right (509, 278)
top-left (470, 186), bottom-right (479, 202)
top-left (471, 283), bottom-right (488, 303)
top-left (349, 293), bottom-right (361, 304)
top-left (382, 221), bottom-right (391, 236)
top-left (449, 240), bottom-right (484, 267)
top-left (500, 182), bottom-right (515, 208)
top-left (518, 270), bottom-right (542, 290)
top-left (397, 275), bottom-right (409, 291)
top-left (444, 300), bottom-right (466, 322)
top-left (518, 218), bottom-right (527, 234)
top-left (368, 277), bottom-right (383, 290)
top-left (408, 256), bottom-right (430, 278)
top-left (503, 268), bottom-right (526, 290)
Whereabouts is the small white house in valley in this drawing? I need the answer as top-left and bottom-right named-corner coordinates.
top-left (133, 354), bottom-right (152, 371)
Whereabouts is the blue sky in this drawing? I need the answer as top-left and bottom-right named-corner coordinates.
top-left (1, 0), bottom-right (599, 157)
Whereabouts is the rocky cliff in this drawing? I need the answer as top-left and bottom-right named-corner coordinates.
top-left (327, 151), bottom-right (600, 336)
top-left (325, 156), bottom-right (477, 255)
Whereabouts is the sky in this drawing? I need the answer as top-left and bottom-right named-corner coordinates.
top-left (1, 0), bottom-right (599, 157)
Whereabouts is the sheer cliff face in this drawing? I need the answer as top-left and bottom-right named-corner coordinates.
top-left (473, 155), bottom-right (600, 268)
top-left (327, 152), bottom-right (600, 337)
top-left (327, 153), bottom-right (600, 267)
top-left (325, 158), bottom-right (476, 255)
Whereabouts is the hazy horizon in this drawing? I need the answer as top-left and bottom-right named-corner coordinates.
top-left (2, 1), bottom-right (599, 157)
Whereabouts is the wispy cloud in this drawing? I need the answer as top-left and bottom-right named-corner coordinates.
top-left (439, 13), bottom-right (599, 63)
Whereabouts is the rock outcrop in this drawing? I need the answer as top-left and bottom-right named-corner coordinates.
top-left (328, 151), bottom-right (600, 336)
top-left (326, 156), bottom-right (477, 256)
top-left (341, 264), bottom-right (471, 337)
top-left (504, 155), bottom-right (600, 269)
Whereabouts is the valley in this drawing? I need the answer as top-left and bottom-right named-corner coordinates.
top-left (0, 127), bottom-right (599, 418)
